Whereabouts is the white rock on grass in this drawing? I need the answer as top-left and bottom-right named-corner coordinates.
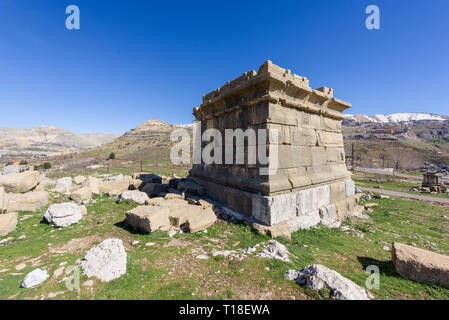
top-left (21, 268), bottom-right (49, 288)
top-left (44, 203), bottom-right (82, 228)
top-left (54, 177), bottom-right (72, 193)
top-left (80, 238), bottom-right (127, 282)
top-left (256, 240), bottom-right (291, 262)
top-left (120, 190), bottom-right (150, 204)
top-left (286, 264), bottom-right (372, 300)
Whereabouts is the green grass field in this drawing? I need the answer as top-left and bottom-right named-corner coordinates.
top-left (354, 178), bottom-right (449, 199)
top-left (1, 189), bottom-right (448, 300)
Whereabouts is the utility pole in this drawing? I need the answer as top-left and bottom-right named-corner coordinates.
top-left (351, 143), bottom-right (355, 170)
top-left (140, 160), bottom-right (143, 172)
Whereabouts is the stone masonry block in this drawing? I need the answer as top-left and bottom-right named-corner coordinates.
top-left (345, 179), bottom-right (356, 197)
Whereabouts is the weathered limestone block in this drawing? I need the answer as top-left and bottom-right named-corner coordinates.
top-left (0, 187), bottom-right (8, 213)
top-left (120, 190), bottom-right (150, 204)
top-left (54, 177), bottom-right (72, 193)
top-left (82, 177), bottom-right (100, 195)
top-left (330, 181), bottom-right (346, 203)
top-left (297, 185), bottom-right (330, 214)
top-left (319, 204), bottom-right (337, 226)
top-left (71, 187), bottom-right (92, 203)
top-left (291, 127), bottom-right (317, 146)
top-left (0, 212), bottom-right (18, 236)
top-left (7, 191), bottom-right (48, 212)
top-left (99, 180), bottom-right (130, 195)
top-left (317, 131), bottom-right (344, 147)
top-left (168, 204), bottom-right (203, 227)
top-left (44, 203), bottom-right (82, 227)
top-left (324, 117), bottom-right (341, 132)
top-left (345, 179), bottom-right (356, 197)
top-left (0, 171), bottom-right (40, 193)
top-left (185, 207), bottom-right (217, 233)
top-left (125, 206), bottom-right (170, 233)
top-left (73, 176), bottom-right (86, 185)
top-left (392, 242), bottom-right (449, 288)
top-left (287, 210), bottom-right (321, 231)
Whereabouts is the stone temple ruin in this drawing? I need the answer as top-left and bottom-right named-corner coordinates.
top-left (187, 61), bottom-right (361, 233)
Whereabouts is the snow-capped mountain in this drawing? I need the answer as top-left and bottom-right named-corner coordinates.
top-left (344, 113), bottom-right (449, 124)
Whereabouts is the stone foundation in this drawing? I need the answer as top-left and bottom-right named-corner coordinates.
top-left (188, 61), bottom-right (361, 232)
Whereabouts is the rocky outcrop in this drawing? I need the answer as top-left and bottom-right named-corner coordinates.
top-left (0, 212), bottom-right (18, 236)
top-left (286, 264), bottom-right (372, 300)
top-left (120, 190), bottom-right (150, 204)
top-left (7, 191), bottom-right (48, 212)
top-left (392, 242), bottom-right (449, 288)
top-left (44, 203), bottom-right (82, 227)
top-left (0, 171), bottom-right (40, 193)
top-left (71, 187), bottom-right (92, 203)
top-left (80, 238), bottom-right (127, 282)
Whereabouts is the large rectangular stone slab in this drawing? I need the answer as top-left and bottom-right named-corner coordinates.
top-left (125, 206), bottom-right (170, 233)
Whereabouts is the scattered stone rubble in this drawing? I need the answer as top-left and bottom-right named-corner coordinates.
top-left (80, 238), bottom-right (127, 282)
top-left (285, 264), bottom-right (372, 300)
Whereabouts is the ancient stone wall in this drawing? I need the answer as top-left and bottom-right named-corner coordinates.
top-left (188, 61), bottom-right (361, 231)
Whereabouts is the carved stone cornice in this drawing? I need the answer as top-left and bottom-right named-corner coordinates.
top-left (193, 61), bottom-right (351, 121)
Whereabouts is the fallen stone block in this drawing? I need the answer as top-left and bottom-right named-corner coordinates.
top-left (129, 179), bottom-right (144, 190)
top-left (7, 191), bottom-right (48, 213)
top-left (54, 177), bottom-right (72, 193)
top-left (0, 212), bottom-right (18, 236)
top-left (185, 207), bottom-right (217, 233)
top-left (0, 171), bottom-right (40, 193)
top-left (142, 183), bottom-right (168, 197)
top-left (44, 203), bottom-right (82, 228)
top-left (99, 180), bottom-right (130, 195)
top-left (120, 190), bottom-right (150, 204)
top-left (126, 205), bottom-right (170, 233)
top-left (0, 187), bottom-right (8, 213)
top-left (266, 222), bottom-right (291, 240)
top-left (73, 175), bottom-right (86, 185)
top-left (392, 242), bottom-right (449, 288)
top-left (82, 176), bottom-right (100, 195)
top-left (168, 204), bottom-right (203, 227)
top-left (39, 176), bottom-right (55, 187)
top-left (177, 180), bottom-right (204, 196)
top-left (132, 173), bottom-right (162, 184)
top-left (80, 238), bottom-right (127, 282)
top-left (71, 187), bottom-right (92, 203)
top-left (286, 264), bottom-right (372, 300)
top-left (103, 174), bottom-right (123, 182)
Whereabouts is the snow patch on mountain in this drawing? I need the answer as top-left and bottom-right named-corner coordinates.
top-left (344, 113), bottom-right (448, 123)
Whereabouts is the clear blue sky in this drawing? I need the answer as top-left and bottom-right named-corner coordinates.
top-left (1, 0), bottom-right (448, 134)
